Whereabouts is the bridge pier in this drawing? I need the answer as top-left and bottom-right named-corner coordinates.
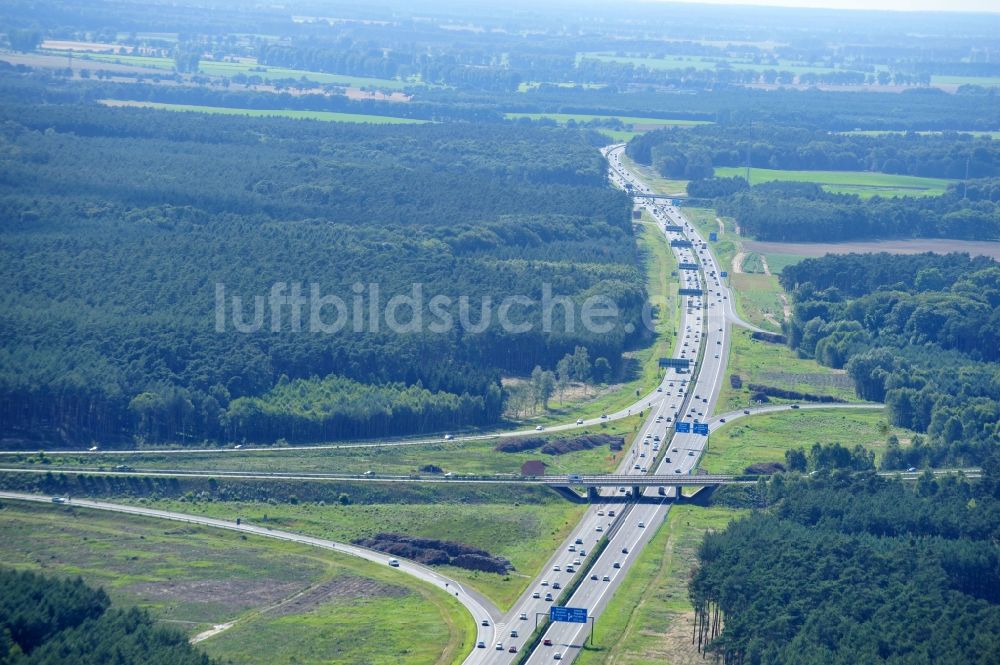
top-left (587, 486), bottom-right (599, 502)
top-left (632, 485), bottom-right (641, 499)
top-left (674, 485), bottom-right (684, 501)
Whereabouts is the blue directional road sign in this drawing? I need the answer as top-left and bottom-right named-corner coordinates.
top-left (709, 232), bottom-right (718, 241)
top-left (693, 423), bottom-right (709, 436)
top-left (675, 421), bottom-right (691, 433)
top-left (550, 606), bottom-right (589, 624)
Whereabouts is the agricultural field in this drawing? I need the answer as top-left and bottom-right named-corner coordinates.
top-left (700, 407), bottom-right (909, 474)
top-left (575, 504), bottom-right (743, 665)
top-left (0, 499), bottom-right (472, 665)
top-left (714, 166), bottom-right (951, 198)
top-left (715, 328), bottom-right (863, 414)
top-left (100, 100), bottom-right (426, 124)
top-left (40, 49), bottom-right (419, 90)
top-left (127, 498), bottom-right (586, 610)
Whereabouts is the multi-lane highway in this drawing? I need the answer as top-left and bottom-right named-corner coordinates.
top-left (470, 145), bottom-right (738, 662)
top-left (1, 143), bottom-right (899, 665)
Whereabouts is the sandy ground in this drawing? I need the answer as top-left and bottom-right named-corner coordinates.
top-left (732, 250), bottom-right (745, 275)
top-left (744, 238), bottom-right (1000, 260)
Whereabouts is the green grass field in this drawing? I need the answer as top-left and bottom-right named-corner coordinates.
top-left (575, 504), bottom-right (743, 664)
top-left (129, 498), bottom-right (585, 610)
top-left (101, 100), bottom-right (426, 124)
top-left (715, 328), bottom-right (862, 414)
top-left (715, 166), bottom-right (951, 198)
top-left (0, 500), bottom-right (473, 665)
top-left (701, 407), bottom-right (907, 474)
top-left (730, 273), bottom-right (786, 332)
top-left (761, 252), bottom-right (808, 274)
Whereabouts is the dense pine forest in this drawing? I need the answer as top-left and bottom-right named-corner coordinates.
top-left (0, 568), bottom-right (215, 664)
top-left (714, 179), bottom-right (1000, 241)
top-left (628, 124), bottom-right (1000, 179)
top-left (0, 95), bottom-right (643, 447)
top-left (780, 253), bottom-right (1000, 466)
top-left (626, 125), bottom-right (1000, 242)
top-left (690, 468), bottom-right (1000, 664)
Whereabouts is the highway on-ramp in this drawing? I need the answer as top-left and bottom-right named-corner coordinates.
top-left (0, 491), bottom-right (503, 665)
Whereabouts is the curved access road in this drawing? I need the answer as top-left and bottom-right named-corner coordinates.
top-left (0, 491), bottom-right (502, 665)
top-left (708, 401), bottom-right (885, 427)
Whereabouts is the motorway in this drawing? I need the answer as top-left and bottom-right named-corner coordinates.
top-left (0, 145), bottom-right (902, 665)
top-left (465, 144), bottom-right (734, 662)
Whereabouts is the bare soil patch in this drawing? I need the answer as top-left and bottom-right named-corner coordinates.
top-left (128, 578), bottom-right (301, 610)
top-left (267, 575), bottom-right (407, 618)
top-left (745, 238), bottom-right (1000, 260)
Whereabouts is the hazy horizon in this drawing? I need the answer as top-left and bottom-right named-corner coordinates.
top-left (643, 0), bottom-right (1000, 13)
